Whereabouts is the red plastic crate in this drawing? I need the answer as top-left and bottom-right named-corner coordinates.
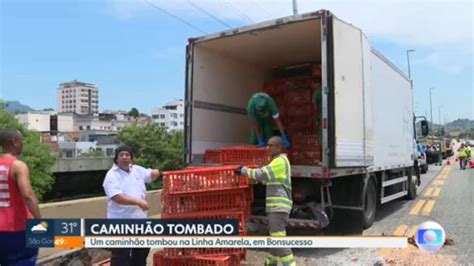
top-left (287, 104), bottom-right (314, 118)
top-left (292, 135), bottom-right (321, 148)
top-left (163, 166), bottom-right (248, 195)
top-left (220, 146), bottom-right (271, 165)
top-left (291, 150), bottom-right (322, 165)
top-left (156, 248), bottom-right (246, 261)
top-left (204, 149), bottom-right (221, 163)
top-left (286, 88), bottom-right (312, 105)
top-left (153, 252), bottom-right (240, 266)
top-left (161, 210), bottom-right (247, 233)
top-left (162, 189), bottom-right (249, 215)
top-left (312, 64), bottom-right (322, 79)
top-left (285, 77), bottom-right (312, 89)
top-left (287, 117), bottom-right (314, 131)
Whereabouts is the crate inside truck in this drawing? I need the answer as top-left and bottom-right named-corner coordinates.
top-left (184, 10), bottom-right (428, 230)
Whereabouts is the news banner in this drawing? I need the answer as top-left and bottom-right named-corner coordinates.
top-left (26, 219), bottom-right (407, 249)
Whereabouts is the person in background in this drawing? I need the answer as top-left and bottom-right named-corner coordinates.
top-left (457, 143), bottom-right (469, 170)
top-left (0, 128), bottom-right (41, 266)
top-left (235, 136), bottom-right (295, 266)
top-left (247, 92), bottom-right (291, 148)
top-left (103, 146), bottom-right (161, 266)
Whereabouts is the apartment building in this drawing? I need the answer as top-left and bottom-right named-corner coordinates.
top-left (152, 99), bottom-right (184, 132)
top-left (57, 80), bottom-right (99, 115)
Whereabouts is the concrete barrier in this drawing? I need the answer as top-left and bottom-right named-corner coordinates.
top-left (40, 189), bottom-right (162, 218)
top-left (38, 190), bottom-right (162, 261)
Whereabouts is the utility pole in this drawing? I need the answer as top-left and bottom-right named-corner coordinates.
top-left (292, 0), bottom-right (298, 15)
top-left (439, 106), bottom-right (443, 136)
top-left (406, 49), bottom-right (415, 79)
top-left (429, 87), bottom-right (434, 140)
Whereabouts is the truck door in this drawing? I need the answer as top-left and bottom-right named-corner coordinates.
top-left (329, 16), bottom-right (373, 167)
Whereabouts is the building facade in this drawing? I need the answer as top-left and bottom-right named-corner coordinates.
top-left (152, 99), bottom-right (184, 132)
top-left (57, 80), bottom-right (99, 115)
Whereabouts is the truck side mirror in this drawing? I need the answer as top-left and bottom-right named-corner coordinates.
top-left (421, 120), bottom-right (429, 136)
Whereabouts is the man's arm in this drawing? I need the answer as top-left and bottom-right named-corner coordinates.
top-left (250, 119), bottom-right (263, 141)
top-left (111, 194), bottom-right (149, 211)
top-left (274, 117), bottom-right (285, 136)
top-left (13, 160), bottom-right (41, 219)
top-left (150, 169), bottom-right (160, 181)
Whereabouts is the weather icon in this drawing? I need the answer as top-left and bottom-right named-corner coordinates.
top-left (31, 222), bottom-right (48, 233)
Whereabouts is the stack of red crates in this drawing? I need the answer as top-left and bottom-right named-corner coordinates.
top-left (263, 63), bottom-right (323, 165)
top-left (204, 146), bottom-right (270, 165)
top-left (291, 135), bottom-right (321, 165)
top-left (155, 166), bottom-right (252, 265)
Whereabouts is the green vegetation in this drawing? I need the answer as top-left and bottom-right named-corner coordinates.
top-left (0, 110), bottom-right (56, 201)
top-left (117, 124), bottom-right (184, 189)
top-left (128, 107), bottom-right (140, 119)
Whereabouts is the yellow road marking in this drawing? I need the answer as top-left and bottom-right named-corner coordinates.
top-left (422, 200), bottom-right (436, 216)
top-left (410, 200), bottom-right (426, 215)
top-left (394, 224), bottom-right (409, 236)
top-left (432, 187), bottom-right (442, 197)
top-left (424, 187), bottom-right (434, 197)
top-left (433, 180), bottom-right (445, 185)
top-left (407, 225), bottom-right (418, 237)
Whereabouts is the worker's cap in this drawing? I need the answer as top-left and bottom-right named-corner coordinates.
top-left (255, 95), bottom-right (267, 111)
top-left (114, 145), bottom-right (134, 163)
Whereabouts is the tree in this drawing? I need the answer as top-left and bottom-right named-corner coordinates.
top-left (0, 99), bottom-right (5, 111)
top-left (0, 111), bottom-right (56, 201)
top-left (128, 108), bottom-right (140, 119)
top-left (117, 124), bottom-right (184, 189)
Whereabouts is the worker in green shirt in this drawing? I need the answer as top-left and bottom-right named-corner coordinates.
top-left (247, 93), bottom-right (290, 148)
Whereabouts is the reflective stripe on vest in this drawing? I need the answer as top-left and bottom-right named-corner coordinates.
top-left (265, 155), bottom-right (292, 212)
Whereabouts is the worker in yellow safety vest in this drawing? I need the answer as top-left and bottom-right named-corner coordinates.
top-left (458, 143), bottom-right (469, 170)
top-left (235, 136), bottom-right (295, 266)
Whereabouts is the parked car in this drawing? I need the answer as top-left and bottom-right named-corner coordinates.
top-left (426, 143), bottom-right (442, 165)
top-left (418, 144), bottom-right (428, 173)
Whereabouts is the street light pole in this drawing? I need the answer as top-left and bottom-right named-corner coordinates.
top-left (406, 49), bottom-right (415, 79)
top-left (439, 106), bottom-right (443, 136)
top-left (292, 0), bottom-right (298, 15)
top-left (429, 87), bottom-right (434, 139)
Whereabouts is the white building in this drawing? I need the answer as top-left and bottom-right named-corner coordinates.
top-left (57, 80), bottom-right (99, 115)
top-left (152, 99), bottom-right (184, 131)
top-left (16, 112), bottom-right (50, 132)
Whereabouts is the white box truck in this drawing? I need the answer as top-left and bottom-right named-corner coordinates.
top-left (183, 10), bottom-right (428, 230)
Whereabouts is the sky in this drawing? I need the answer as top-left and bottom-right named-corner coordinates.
top-left (0, 0), bottom-right (472, 122)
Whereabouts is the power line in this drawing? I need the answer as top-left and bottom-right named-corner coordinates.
top-left (144, 0), bottom-right (208, 34)
top-left (220, 0), bottom-right (254, 24)
top-left (187, 1), bottom-right (233, 29)
top-left (250, 0), bottom-right (274, 19)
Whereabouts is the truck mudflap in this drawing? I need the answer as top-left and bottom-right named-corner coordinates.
top-left (249, 212), bottom-right (330, 230)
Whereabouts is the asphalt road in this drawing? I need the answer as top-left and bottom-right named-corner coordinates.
top-left (244, 158), bottom-right (473, 265)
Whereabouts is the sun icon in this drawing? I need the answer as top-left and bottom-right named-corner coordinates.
top-left (41, 222), bottom-right (48, 229)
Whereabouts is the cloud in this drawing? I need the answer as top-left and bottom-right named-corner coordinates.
top-left (104, 0), bottom-right (149, 19)
top-left (105, 0), bottom-right (472, 49)
top-left (414, 52), bottom-right (467, 74)
top-left (31, 223), bottom-right (48, 232)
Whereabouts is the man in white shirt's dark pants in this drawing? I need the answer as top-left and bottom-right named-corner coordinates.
top-left (103, 146), bottom-right (161, 266)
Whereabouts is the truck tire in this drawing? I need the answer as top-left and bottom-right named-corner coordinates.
top-left (406, 168), bottom-right (417, 200)
top-left (362, 178), bottom-right (377, 229)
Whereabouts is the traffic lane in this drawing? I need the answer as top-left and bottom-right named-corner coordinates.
top-left (428, 163), bottom-right (474, 264)
top-left (363, 163), bottom-right (443, 236)
top-left (366, 161), bottom-right (466, 265)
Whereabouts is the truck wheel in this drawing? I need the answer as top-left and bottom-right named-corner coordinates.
top-left (406, 168), bottom-right (417, 200)
top-left (362, 178), bottom-right (377, 229)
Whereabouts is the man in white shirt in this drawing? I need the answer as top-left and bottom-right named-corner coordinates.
top-left (103, 146), bottom-right (160, 266)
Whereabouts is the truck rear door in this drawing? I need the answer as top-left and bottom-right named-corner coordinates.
top-left (329, 16), bottom-right (373, 167)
